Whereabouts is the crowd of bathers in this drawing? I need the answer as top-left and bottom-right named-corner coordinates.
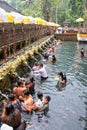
top-left (0, 39), bottom-right (66, 130)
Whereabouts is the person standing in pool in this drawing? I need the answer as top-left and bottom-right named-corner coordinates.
top-left (81, 48), bottom-right (84, 57)
top-left (34, 63), bottom-right (48, 80)
top-left (50, 55), bottom-right (56, 63)
top-left (57, 72), bottom-right (67, 88)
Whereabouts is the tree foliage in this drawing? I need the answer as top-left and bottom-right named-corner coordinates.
top-left (6, 0), bottom-right (86, 25)
top-left (68, 0), bottom-right (84, 24)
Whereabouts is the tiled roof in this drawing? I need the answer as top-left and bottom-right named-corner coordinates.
top-left (0, 1), bottom-right (21, 13)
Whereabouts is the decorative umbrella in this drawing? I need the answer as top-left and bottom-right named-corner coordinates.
top-left (76, 17), bottom-right (84, 22)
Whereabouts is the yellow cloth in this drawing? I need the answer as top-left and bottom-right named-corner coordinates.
top-left (54, 76), bottom-right (60, 81)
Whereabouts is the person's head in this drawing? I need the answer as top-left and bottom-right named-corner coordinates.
top-left (5, 103), bottom-right (14, 115)
top-left (23, 89), bottom-right (30, 96)
top-left (44, 96), bottom-right (51, 104)
top-left (9, 83), bottom-right (18, 90)
top-left (34, 62), bottom-right (39, 66)
top-left (25, 81), bottom-right (30, 89)
top-left (37, 91), bottom-right (43, 100)
top-left (8, 93), bottom-right (15, 101)
top-left (17, 79), bottom-right (25, 87)
top-left (25, 81), bottom-right (29, 86)
top-left (29, 77), bottom-right (35, 82)
top-left (58, 72), bottom-right (63, 77)
top-left (39, 63), bottom-right (43, 68)
top-left (53, 55), bottom-right (55, 57)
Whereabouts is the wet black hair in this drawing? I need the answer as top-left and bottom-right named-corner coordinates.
top-left (34, 62), bottom-right (39, 66)
top-left (25, 81), bottom-right (30, 85)
top-left (37, 91), bottom-right (43, 99)
top-left (30, 77), bottom-right (35, 82)
top-left (53, 55), bottom-right (55, 57)
top-left (17, 79), bottom-right (22, 86)
top-left (6, 103), bottom-right (14, 115)
top-left (45, 96), bottom-right (51, 102)
top-left (8, 93), bottom-right (15, 100)
top-left (25, 77), bottom-right (35, 85)
top-left (9, 83), bottom-right (18, 90)
top-left (58, 72), bottom-right (63, 76)
top-left (23, 89), bottom-right (30, 95)
top-left (17, 78), bottom-right (25, 86)
top-left (39, 63), bottom-right (43, 67)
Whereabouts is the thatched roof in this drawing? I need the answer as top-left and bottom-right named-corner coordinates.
top-left (0, 1), bottom-right (21, 13)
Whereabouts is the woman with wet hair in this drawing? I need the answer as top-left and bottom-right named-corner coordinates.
top-left (8, 93), bottom-right (22, 112)
top-left (29, 77), bottom-right (35, 95)
top-left (50, 55), bottom-right (56, 62)
top-left (57, 72), bottom-right (67, 89)
top-left (1, 102), bottom-right (26, 130)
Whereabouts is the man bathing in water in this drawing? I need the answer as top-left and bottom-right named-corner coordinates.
top-left (33, 91), bottom-right (51, 122)
top-left (33, 63), bottom-right (48, 80)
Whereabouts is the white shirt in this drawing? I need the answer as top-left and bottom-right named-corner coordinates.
top-left (32, 66), bottom-right (39, 71)
top-left (1, 124), bottom-right (13, 130)
top-left (35, 99), bottom-right (44, 109)
top-left (39, 67), bottom-right (48, 78)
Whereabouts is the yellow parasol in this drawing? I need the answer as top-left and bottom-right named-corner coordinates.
top-left (76, 17), bottom-right (84, 22)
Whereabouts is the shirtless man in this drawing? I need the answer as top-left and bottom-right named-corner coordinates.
top-left (13, 79), bottom-right (27, 98)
